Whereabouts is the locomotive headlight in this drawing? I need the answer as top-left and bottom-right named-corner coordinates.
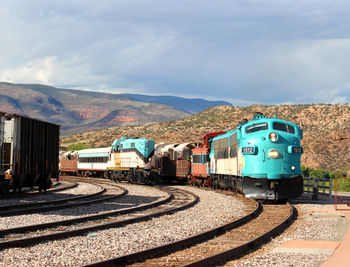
top-left (269, 132), bottom-right (278, 142)
top-left (268, 150), bottom-right (279, 159)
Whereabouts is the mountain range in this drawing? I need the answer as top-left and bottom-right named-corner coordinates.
top-left (0, 82), bottom-right (230, 135)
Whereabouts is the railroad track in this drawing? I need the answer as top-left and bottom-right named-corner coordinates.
top-left (0, 182), bottom-right (123, 217)
top-left (0, 183), bottom-right (105, 212)
top-left (0, 183), bottom-right (198, 250)
top-left (2, 181), bottom-right (78, 199)
top-left (85, 199), bottom-right (295, 267)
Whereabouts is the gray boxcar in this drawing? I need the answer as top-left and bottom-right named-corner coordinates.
top-left (0, 113), bottom-right (60, 195)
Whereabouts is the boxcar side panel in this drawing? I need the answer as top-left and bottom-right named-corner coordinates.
top-left (0, 113), bottom-right (4, 176)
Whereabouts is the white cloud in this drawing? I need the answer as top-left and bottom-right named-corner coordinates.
top-left (0, 1), bottom-right (350, 105)
top-left (0, 57), bottom-right (56, 84)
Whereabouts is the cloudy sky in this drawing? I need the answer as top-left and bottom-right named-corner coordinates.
top-left (1, 0), bottom-right (350, 105)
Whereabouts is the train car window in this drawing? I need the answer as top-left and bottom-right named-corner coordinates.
top-left (245, 123), bottom-right (268, 134)
top-left (230, 133), bottom-right (237, 146)
top-left (213, 140), bottom-right (219, 151)
top-left (183, 149), bottom-right (191, 160)
top-left (217, 148), bottom-right (229, 159)
top-left (224, 148), bottom-right (228, 158)
top-left (273, 122), bottom-right (295, 134)
top-left (193, 155), bottom-right (202, 163)
top-left (217, 150), bottom-right (224, 159)
top-left (230, 146), bottom-right (237, 158)
top-left (131, 143), bottom-right (135, 148)
top-left (204, 154), bottom-right (210, 163)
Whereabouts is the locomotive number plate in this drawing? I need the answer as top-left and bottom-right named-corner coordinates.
top-left (292, 146), bottom-right (303, 153)
top-left (242, 147), bottom-right (255, 154)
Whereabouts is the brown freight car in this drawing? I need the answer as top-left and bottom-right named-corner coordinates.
top-left (154, 143), bottom-right (196, 183)
top-left (59, 151), bottom-right (78, 175)
top-left (1, 113), bottom-right (60, 195)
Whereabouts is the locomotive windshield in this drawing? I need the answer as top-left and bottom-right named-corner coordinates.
top-left (245, 122), bottom-right (268, 134)
top-left (273, 122), bottom-right (295, 134)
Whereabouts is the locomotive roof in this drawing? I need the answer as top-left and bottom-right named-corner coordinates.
top-left (78, 147), bottom-right (110, 155)
top-left (111, 137), bottom-right (153, 146)
top-left (173, 143), bottom-right (196, 152)
top-left (244, 116), bottom-right (298, 127)
top-left (212, 116), bottom-right (299, 141)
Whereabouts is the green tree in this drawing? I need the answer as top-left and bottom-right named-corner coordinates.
top-left (301, 166), bottom-right (312, 177)
top-left (67, 143), bottom-right (90, 151)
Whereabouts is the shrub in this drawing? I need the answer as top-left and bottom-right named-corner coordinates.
top-left (67, 143), bottom-right (90, 151)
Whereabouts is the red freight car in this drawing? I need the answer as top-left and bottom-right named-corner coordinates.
top-left (190, 132), bottom-right (226, 186)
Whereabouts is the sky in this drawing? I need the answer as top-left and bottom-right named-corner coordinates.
top-left (1, 0), bottom-right (350, 105)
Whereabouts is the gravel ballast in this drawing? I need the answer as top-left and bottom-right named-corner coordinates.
top-left (0, 182), bottom-right (100, 207)
top-left (226, 201), bottom-right (349, 267)
top-left (0, 185), bottom-right (246, 266)
top-left (0, 183), bottom-right (167, 230)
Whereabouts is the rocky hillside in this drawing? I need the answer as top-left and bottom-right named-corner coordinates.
top-left (0, 82), bottom-right (229, 135)
top-left (61, 104), bottom-right (350, 174)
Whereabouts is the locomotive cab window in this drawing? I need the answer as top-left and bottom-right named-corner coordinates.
top-left (192, 155), bottom-right (202, 164)
top-left (273, 122), bottom-right (295, 134)
top-left (245, 122), bottom-right (268, 134)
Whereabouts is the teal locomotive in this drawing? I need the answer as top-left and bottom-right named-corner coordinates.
top-left (209, 112), bottom-right (303, 200)
top-left (106, 137), bottom-right (157, 184)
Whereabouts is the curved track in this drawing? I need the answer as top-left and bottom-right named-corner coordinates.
top-left (0, 183), bottom-right (106, 214)
top-left (0, 183), bottom-right (122, 217)
top-left (1, 181), bottom-right (78, 199)
top-left (85, 199), bottom-right (295, 267)
top-left (0, 183), bottom-right (198, 250)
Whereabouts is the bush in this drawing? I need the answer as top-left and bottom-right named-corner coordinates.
top-left (334, 177), bottom-right (350, 192)
top-left (301, 166), bottom-right (312, 177)
top-left (67, 143), bottom-right (90, 151)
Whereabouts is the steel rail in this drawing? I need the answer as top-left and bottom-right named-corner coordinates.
top-left (3, 181), bottom-right (78, 199)
top-left (0, 186), bottom-right (114, 217)
top-left (0, 185), bottom-right (128, 237)
top-left (0, 187), bottom-right (198, 250)
top-left (182, 202), bottom-right (296, 267)
top-left (84, 197), bottom-right (260, 267)
top-left (0, 183), bottom-right (106, 211)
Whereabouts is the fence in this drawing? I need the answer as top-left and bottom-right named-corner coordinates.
top-left (303, 177), bottom-right (332, 202)
top-left (333, 173), bottom-right (350, 210)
